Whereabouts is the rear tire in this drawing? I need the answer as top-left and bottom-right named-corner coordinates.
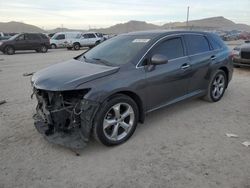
top-left (203, 70), bottom-right (227, 102)
top-left (73, 43), bottom-right (80, 50)
top-left (40, 45), bottom-right (48, 53)
top-left (5, 46), bottom-right (15, 55)
top-left (93, 94), bottom-right (139, 146)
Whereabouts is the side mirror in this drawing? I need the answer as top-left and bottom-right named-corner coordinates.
top-left (151, 54), bottom-right (168, 65)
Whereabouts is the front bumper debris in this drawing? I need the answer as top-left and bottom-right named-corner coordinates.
top-left (32, 88), bottom-right (99, 149)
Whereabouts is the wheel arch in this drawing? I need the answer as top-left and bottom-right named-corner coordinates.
top-left (50, 43), bottom-right (57, 48)
top-left (218, 66), bottom-right (229, 87)
top-left (4, 44), bottom-right (15, 51)
top-left (106, 91), bottom-right (145, 124)
top-left (73, 42), bottom-right (80, 45)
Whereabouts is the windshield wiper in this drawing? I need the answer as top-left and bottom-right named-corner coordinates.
top-left (91, 58), bottom-right (113, 66)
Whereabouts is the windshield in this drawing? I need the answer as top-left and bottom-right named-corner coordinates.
top-left (81, 35), bottom-right (152, 66)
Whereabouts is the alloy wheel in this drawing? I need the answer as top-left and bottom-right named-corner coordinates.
top-left (212, 74), bottom-right (225, 99)
top-left (40, 46), bottom-right (47, 53)
top-left (103, 103), bottom-right (135, 141)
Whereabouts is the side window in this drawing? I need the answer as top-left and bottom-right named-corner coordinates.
top-left (26, 34), bottom-right (40, 40)
top-left (185, 35), bottom-right (210, 55)
top-left (87, 33), bottom-right (96, 38)
top-left (16, 34), bottom-right (25, 40)
top-left (83, 34), bottom-right (89, 38)
top-left (40, 34), bottom-right (48, 40)
top-left (152, 38), bottom-right (184, 60)
top-left (56, 34), bottom-right (65, 40)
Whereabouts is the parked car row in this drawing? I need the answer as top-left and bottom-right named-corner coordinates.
top-left (0, 31), bottom-right (109, 55)
top-left (219, 31), bottom-right (250, 41)
top-left (50, 32), bottom-right (105, 50)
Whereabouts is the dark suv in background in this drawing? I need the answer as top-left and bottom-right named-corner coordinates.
top-left (0, 33), bottom-right (50, 55)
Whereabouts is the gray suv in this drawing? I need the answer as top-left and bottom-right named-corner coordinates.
top-left (0, 33), bottom-right (50, 55)
top-left (31, 31), bottom-right (233, 149)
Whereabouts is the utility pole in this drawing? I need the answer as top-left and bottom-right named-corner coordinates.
top-left (186, 6), bottom-right (190, 27)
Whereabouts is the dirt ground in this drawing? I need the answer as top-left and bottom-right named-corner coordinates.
top-left (0, 43), bottom-right (250, 188)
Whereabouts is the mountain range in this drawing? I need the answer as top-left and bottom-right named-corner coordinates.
top-left (0, 17), bottom-right (250, 34)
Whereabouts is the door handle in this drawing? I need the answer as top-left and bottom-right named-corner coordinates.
top-left (181, 63), bottom-right (191, 70)
top-left (211, 55), bottom-right (216, 60)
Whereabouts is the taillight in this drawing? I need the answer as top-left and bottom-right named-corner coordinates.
top-left (230, 50), bottom-right (240, 59)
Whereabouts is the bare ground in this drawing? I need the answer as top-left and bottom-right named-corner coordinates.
top-left (0, 45), bottom-right (250, 188)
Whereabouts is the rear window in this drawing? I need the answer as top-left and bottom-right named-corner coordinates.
top-left (152, 37), bottom-right (184, 60)
top-left (208, 34), bottom-right (224, 50)
top-left (185, 34), bottom-right (210, 55)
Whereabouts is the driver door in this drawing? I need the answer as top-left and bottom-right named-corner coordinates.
top-left (145, 36), bottom-right (192, 111)
top-left (14, 34), bottom-right (28, 50)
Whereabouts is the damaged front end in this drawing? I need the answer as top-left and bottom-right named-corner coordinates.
top-left (32, 88), bottom-right (99, 149)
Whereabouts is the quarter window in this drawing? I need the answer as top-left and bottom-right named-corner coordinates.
top-left (26, 34), bottom-right (40, 40)
top-left (185, 35), bottom-right (210, 55)
top-left (152, 38), bottom-right (184, 60)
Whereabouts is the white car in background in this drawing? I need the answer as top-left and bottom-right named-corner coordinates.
top-left (50, 32), bottom-right (81, 49)
top-left (66, 32), bottom-right (105, 50)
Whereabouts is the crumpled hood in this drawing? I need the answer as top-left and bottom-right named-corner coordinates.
top-left (32, 59), bottom-right (119, 91)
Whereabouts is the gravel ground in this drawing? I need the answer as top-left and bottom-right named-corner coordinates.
top-left (0, 43), bottom-right (250, 188)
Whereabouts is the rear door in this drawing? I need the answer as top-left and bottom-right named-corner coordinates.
top-left (145, 36), bottom-right (192, 111)
top-left (81, 34), bottom-right (90, 46)
top-left (184, 34), bottom-right (214, 93)
top-left (87, 33), bottom-right (97, 45)
top-left (25, 34), bottom-right (41, 50)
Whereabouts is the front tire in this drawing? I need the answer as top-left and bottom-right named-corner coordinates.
top-left (203, 70), bottom-right (227, 102)
top-left (51, 44), bottom-right (56, 49)
top-left (93, 94), bottom-right (139, 146)
top-left (5, 46), bottom-right (15, 55)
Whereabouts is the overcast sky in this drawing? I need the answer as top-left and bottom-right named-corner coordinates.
top-left (0, 0), bottom-right (249, 29)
